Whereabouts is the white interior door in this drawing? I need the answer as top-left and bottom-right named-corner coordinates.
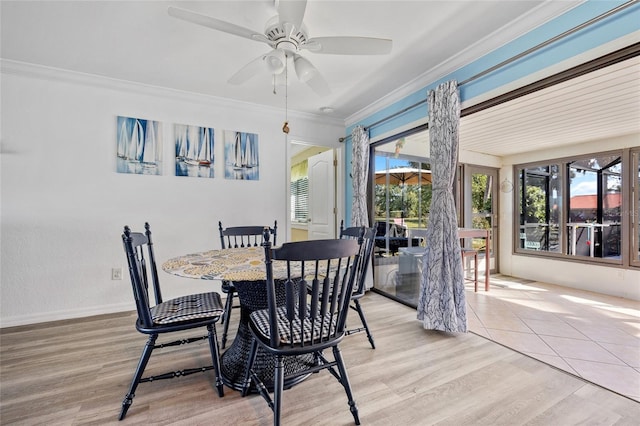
top-left (308, 149), bottom-right (336, 239)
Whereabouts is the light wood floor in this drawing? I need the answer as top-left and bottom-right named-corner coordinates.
top-left (1, 293), bottom-right (639, 425)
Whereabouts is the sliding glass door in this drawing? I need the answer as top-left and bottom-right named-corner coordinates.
top-left (371, 131), bottom-right (431, 306)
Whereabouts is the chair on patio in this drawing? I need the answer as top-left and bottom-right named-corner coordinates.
top-left (241, 229), bottom-right (364, 425)
top-left (119, 223), bottom-right (225, 420)
top-left (460, 238), bottom-right (479, 292)
top-left (373, 221), bottom-right (409, 255)
top-left (339, 220), bottom-right (377, 349)
top-left (407, 228), bottom-right (428, 247)
top-left (218, 220), bottom-right (277, 348)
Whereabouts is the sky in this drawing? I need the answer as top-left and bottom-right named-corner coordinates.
top-left (374, 155), bottom-right (411, 172)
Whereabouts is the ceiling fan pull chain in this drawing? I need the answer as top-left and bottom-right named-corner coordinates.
top-left (282, 61), bottom-right (290, 134)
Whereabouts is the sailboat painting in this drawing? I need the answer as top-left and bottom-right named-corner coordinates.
top-left (174, 124), bottom-right (215, 178)
top-left (223, 130), bottom-right (259, 180)
top-left (116, 115), bottom-right (162, 175)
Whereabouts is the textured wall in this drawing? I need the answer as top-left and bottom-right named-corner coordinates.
top-left (0, 64), bottom-right (344, 326)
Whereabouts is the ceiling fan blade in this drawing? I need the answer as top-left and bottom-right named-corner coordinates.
top-left (277, 0), bottom-right (307, 29)
top-left (228, 53), bottom-right (270, 85)
top-left (305, 73), bottom-right (331, 97)
top-left (168, 6), bottom-right (271, 45)
top-left (305, 37), bottom-right (392, 55)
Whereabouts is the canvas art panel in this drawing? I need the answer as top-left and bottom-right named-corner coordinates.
top-left (174, 124), bottom-right (215, 178)
top-left (223, 130), bottom-right (259, 180)
top-left (116, 116), bottom-right (162, 175)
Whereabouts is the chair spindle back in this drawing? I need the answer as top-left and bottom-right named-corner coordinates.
top-left (218, 221), bottom-right (277, 249)
top-left (122, 222), bottom-right (163, 329)
top-left (261, 228), bottom-right (361, 349)
top-left (339, 222), bottom-right (375, 298)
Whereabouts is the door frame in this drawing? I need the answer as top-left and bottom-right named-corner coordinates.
top-left (287, 140), bottom-right (344, 242)
top-left (463, 164), bottom-right (499, 273)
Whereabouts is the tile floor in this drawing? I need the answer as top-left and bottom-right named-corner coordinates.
top-left (465, 275), bottom-right (640, 402)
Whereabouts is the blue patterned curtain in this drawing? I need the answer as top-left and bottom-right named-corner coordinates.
top-left (417, 81), bottom-right (467, 332)
top-left (350, 125), bottom-right (370, 227)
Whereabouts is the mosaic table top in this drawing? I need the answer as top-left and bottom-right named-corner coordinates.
top-left (162, 246), bottom-right (289, 281)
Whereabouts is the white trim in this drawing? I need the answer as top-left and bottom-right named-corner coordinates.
top-left (0, 59), bottom-right (345, 127)
top-left (0, 303), bottom-right (134, 329)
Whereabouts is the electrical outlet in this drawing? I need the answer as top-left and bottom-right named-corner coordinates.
top-left (112, 268), bottom-right (123, 280)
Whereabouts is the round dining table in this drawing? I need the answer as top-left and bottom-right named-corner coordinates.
top-left (162, 246), bottom-right (313, 392)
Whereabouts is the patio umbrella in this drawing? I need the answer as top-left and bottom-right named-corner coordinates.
top-left (375, 167), bottom-right (432, 223)
top-left (374, 167), bottom-right (432, 185)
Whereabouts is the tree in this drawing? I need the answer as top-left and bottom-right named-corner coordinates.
top-left (525, 185), bottom-right (546, 223)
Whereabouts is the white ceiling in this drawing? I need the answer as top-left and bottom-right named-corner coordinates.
top-left (2, 1), bottom-right (638, 158)
top-left (460, 55), bottom-right (640, 157)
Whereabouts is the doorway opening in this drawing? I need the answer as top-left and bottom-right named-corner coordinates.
top-left (289, 142), bottom-right (336, 242)
top-left (371, 130), bottom-right (431, 307)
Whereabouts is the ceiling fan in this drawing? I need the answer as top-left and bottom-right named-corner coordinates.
top-left (167, 0), bottom-right (392, 96)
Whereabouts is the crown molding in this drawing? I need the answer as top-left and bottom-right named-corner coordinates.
top-left (1, 59), bottom-right (343, 127)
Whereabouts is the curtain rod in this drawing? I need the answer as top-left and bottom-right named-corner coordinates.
top-left (340, 0), bottom-right (637, 143)
top-left (338, 98), bottom-right (428, 142)
top-left (458, 0), bottom-right (637, 86)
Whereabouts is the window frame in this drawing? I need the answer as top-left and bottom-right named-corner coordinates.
top-left (630, 147), bottom-right (640, 268)
top-left (290, 176), bottom-right (309, 224)
top-left (513, 147), bottom-right (637, 269)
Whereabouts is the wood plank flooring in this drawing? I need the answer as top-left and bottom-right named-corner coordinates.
top-left (1, 293), bottom-right (639, 425)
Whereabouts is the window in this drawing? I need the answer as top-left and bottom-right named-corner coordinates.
top-left (632, 148), bottom-right (640, 267)
top-left (518, 164), bottom-right (562, 252)
top-left (290, 176), bottom-right (308, 223)
top-left (374, 154), bottom-right (432, 230)
top-left (515, 148), bottom-right (639, 268)
top-left (290, 159), bottom-right (309, 223)
top-left (567, 155), bottom-right (621, 258)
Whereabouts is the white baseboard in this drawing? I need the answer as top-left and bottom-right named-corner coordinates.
top-left (0, 303), bottom-right (134, 329)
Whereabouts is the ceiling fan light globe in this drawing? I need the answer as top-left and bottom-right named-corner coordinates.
top-left (294, 56), bottom-right (316, 82)
top-left (265, 49), bottom-right (286, 74)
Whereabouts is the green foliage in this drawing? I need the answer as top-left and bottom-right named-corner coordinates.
top-left (374, 183), bottom-right (432, 224)
top-left (525, 185), bottom-right (546, 223)
top-left (471, 174), bottom-right (491, 214)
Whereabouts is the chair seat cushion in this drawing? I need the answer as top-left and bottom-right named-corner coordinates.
top-left (151, 292), bottom-right (224, 325)
top-left (250, 306), bottom-right (337, 345)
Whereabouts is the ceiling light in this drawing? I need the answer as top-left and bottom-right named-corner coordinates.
top-left (293, 55), bottom-right (317, 82)
top-left (320, 107), bottom-right (334, 114)
top-left (265, 49), bottom-right (286, 74)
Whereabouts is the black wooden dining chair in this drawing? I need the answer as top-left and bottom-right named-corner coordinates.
top-left (241, 228), bottom-right (364, 425)
top-left (119, 223), bottom-right (225, 420)
top-left (218, 220), bottom-right (277, 348)
top-left (339, 221), bottom-right (377, 349)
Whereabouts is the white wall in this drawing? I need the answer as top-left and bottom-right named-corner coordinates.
top-left (0, 62), bottom-right (345, 327)
top-left (498, 134), bottom-right (640, 301)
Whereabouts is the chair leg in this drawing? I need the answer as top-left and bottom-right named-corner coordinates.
top-left (352, 300), bottom-right (375, 349)
top-left (241, 339), bottom-right (259, 397)
top-left (333, 345), bottom-right (360, 425)
top-left (474, 254), bottom-right (478, 292)
top-left (119, 334), bottom-right (157, 421)
top-left (273, 355), bottom-right (284, 426)
top-left (207, 324), bottom-right (224, 397)
top-left (221, 291), bottom-right (234, 349)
